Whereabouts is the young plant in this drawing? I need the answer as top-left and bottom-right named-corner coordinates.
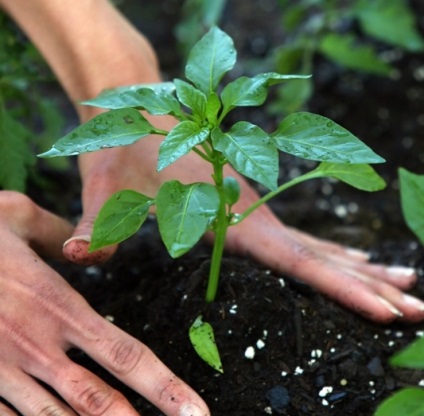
top-left (39, 26), bottom-right (386, 303)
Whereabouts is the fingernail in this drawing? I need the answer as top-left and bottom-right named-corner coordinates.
top-left (387, 266), bottom-right (416, 277)
top-left (345, 248), bottom-right (370, 260)
top-left (63, 234), bottom-right (91, 248)
top-left (403, 294), bottom-right (424, 311)
top-left (179, 403), bottom-right (208, 416)
top-left (376, 295), bottom-right (403, 317)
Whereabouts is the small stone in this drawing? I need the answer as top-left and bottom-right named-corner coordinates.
top-left (265, 386), bottom-right (290, 414)
top-left (367, 357), bottom-right (385, 377)
top-left (245, 346), bottom-right (255, 359)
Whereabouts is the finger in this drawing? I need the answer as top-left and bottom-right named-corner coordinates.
top-left (74, 319), bottom-right (210, 416)
top-left (0, 401), bottom-right (18, 416)
top-left (0, 368), bottom-right (76, 416)
top-left (0, 191), bottom-right (74, 260)
top-left (32, 356), bottom-right (139, 416)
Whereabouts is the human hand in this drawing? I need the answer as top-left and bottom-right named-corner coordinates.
top-left (0, 191), bottom-right (209, 416)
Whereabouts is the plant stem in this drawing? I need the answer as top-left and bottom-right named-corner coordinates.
top-left (205, 158), bottom-right (229, 303)
top-left (236, 168), bottom-right (325, 223)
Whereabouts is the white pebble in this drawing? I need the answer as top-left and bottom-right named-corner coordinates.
top-left (244, 346), bottom-right (255, 360)
top-left (256, 339), bottom-right (266, 349)
top-left (294, 366), bottom-right (304, 375)
top-left (319, 386), bottom-right (333, 397)
top-left (311, 349), bottom-right (322, 358)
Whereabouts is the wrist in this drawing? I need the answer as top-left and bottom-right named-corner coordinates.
top-left (1, 0), bottom-right (162, 114)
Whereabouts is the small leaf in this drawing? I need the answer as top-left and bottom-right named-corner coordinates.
top-left (174, 78), bottom-right (207, 117)
top-left (189, 315), bottom-right (223, 373)
top-left (223, 176), bottom-right (240, 206)
top-left (206, 92), bottom-right (221, 124)
top-left (375, 388), bottom-right (424, 416)
top-left (319, 33), bottom-right (393, 76)
top-left (212, 123), bottom-right (279, 191)
top-left (399, 168), bottom-right (424, 245)
top-left (272, 112), bottom-right (385, 164)
top-left (82, 83), bottom-right (182, 116)
top-left (390, 335), bottom-right (424, 369)
top-left (357, 0), bottom-right (424, 52)
top-left (158, 121), bottom-right (210, 171)
top-left (185, 26), bottom-right (236, 95)
top-left (38, 108), bottom-right (160, 157)
top-left (156, 181), bottom-right (219, 258)
top-left (90, 190), bottom-right (154, 251)
top-left (221, 73), bottom-right (311, 116)
top-left (315, 162), bottom-right (386, 192)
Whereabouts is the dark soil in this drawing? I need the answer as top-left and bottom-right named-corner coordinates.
top-left (29, 1), bottom-right (424, 415)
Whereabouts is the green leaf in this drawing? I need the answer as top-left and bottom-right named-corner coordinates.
top-left (223, 176), bottom-right (240, 206)
top-left (319, 33), bottom-right (393, 76)
top-left (89, 190), bottom-right (154, 251)
top-left (156, 181), bottom-right (219, 258)
top-left (185, 26), bottom-right (236, 95)
top-left (205, 92), bottom-right (221, 124)
top-left (390, 335), bottom-right (424, 368)
top-left (221, 72), bottom-right (311, 115)
top-left (81, 82), bottom-right (181, 114)
top-left (269, 77), bottom-right (313, 114)
top-left (314, 162), bottom-right (386, 192)
top-left (375, 388), bottom-right (424, 416)
top-left (272, 112), bottom-right (385, 164)
top-left (158, 121), bottom-right (210, 171)
top-left (174, 78), bottom-right (207, 117)
top-left (38, 108), bottom-right (160, 157)
top-left (189, 315), bottom-right (223, 373)
top-left (0, 108), bottom-right (34, 192)
top-left (212, 122), bottom-right (279, 191)
top-left (357, 0), bottom-right (424, 52)
top-left (399, 168), bottom-right (424, 245)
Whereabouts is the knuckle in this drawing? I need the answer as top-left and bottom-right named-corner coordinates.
top-left (106, 339), bottom-right (144, 375)
top-left (0, 191), bottom-right (37, 225)
top-left (37, 405), bottom-right (68, 416)
top-left (75, 385), bottom-right (116, 415)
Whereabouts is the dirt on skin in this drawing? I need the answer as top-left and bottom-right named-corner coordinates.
top-left (21, 0), bottom-right (424, 415)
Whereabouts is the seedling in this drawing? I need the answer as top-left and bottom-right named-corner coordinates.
top-left (39, 26), bottom-right (386, 304)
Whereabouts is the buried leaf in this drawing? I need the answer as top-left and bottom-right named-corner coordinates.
top-left (189, 315), bottom-right (223, 373)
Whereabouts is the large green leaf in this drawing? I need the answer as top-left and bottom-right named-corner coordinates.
top-left (314, 162), bottom-right (386, 192)
top-left (38, 108), bottom-right (160, 157)
top-left (158, 121), bottom-right (210, 171)
top-left (390, 335), bottom-right (424, 368)
top-left (174, 78), bottom-right (207, 117)
top-left (81, 83), bottom-right (181, 114)
top-left (399, 168), bottom-right (424, 245)
top-left (357, 0), bottom-right (424, 52)
top-left (221, 72), bottom-right (311, 116)
top-left (212, 122), bottom-right (279, 190)
top-left (90, 190), bottom-right (154, 251)
top-left (189, 315), bottom-right (223, 373)
top-left (272, 112), bottom-right (385, 164)
top-left (375, 388), bottom-right (424, 416)
top-left (0, 108), bottom-right (34, 191)
top-left (185, 26), bottom-right (236, 95)
top-left (156, 181), bottom-right (219, 258)
top-left (319, 33), bottom-right (393, 76)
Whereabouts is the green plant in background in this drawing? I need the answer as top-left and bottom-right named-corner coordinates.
top-left (273, 0), bottom-right (424, 114)
top-left (374, 334), bottom-right (424, 415)
top-left (175, 0), bottom-right (226, 58)
top-left (40, 26), bottom-right (386, 303)
top-left (371, 170), bottom-right (424, 414)
top-left (0, 12), bottom-right (66, 192)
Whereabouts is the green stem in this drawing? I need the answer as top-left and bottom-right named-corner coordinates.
top-left (205, 158), bottom-right (229, 303)
top-left (236, 168), bottom-right (325, 223)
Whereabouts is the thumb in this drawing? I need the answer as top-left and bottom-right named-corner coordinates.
top-left (63, 167), bottom-right (119, 265)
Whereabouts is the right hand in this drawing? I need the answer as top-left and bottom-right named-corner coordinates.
top-left (0, 191), bottom-right (209, 416)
